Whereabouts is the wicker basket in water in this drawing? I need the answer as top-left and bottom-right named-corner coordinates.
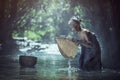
top-left (56, 37), bottom-right (78, 58)
top-left (19, 56), bottom-right (37, 67)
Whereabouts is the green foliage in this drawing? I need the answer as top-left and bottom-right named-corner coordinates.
top-left (12, 0), bottom-right (87, 43)
top-left (12, 31), bottom-right (19, 38)
top-left (24, 30), bottom-right (40, 40)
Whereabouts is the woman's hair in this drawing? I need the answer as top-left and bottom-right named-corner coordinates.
top-left (68, 16), bottom-right (82, 31)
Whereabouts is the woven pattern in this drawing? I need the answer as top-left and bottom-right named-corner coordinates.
top-left (56, 38), bottom-right (78, 58)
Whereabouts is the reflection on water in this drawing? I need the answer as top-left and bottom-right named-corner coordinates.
top-left (0, 54), bottom-right (120, 80)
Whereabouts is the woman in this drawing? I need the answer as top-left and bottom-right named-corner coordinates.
top-left (67, 16), bottom-right (102, 71)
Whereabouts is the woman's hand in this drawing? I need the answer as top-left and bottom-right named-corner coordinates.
top-left (66, 36), bottom-right (73, 41)
top-left (66, 37), bottom-right (80, 46)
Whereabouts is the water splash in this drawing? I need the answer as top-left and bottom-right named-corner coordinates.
top-left (68, 59), bottom-right (72, 80)
top-left (68, 59), bottom-right (72, 70)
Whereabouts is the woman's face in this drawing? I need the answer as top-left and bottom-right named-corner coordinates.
top-left (69, 21), bottom-right (78, 32)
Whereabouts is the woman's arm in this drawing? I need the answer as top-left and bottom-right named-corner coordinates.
top-left (80, 40), bottom-right (92, 48)
top-left (66, 37), bottom-right (92, 48)
top-left (72, 38), bottom-right (92, 48)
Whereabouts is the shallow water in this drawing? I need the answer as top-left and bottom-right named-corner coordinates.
top-left (0, 54), bottom-right (120, 80)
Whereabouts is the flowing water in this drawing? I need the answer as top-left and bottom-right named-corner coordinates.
top-left (0, 54), bottom-right (120, 80)
top-left (0, 44), bottom-right (120, 80)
